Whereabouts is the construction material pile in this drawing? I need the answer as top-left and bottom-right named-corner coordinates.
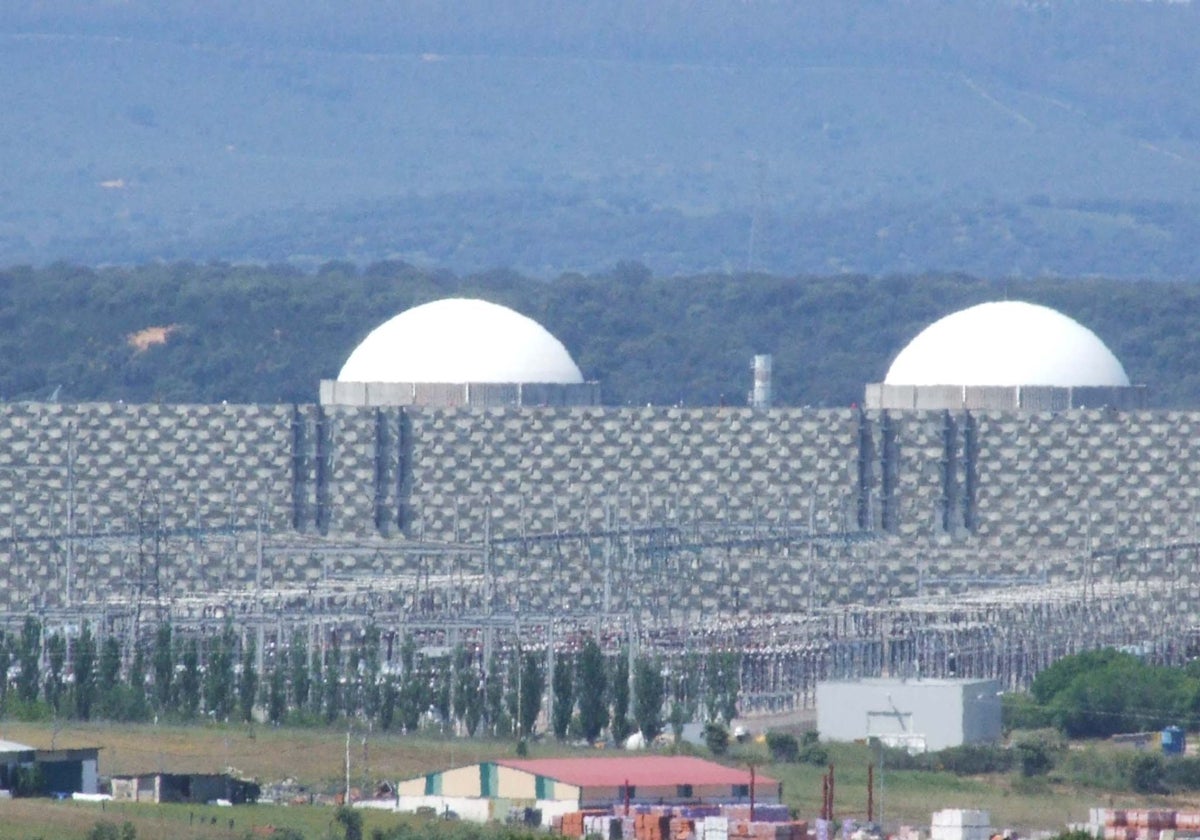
top-left (554, 803), bottom-right (804, 840)
top-left (1089, 808), bottom-right (1200, 839)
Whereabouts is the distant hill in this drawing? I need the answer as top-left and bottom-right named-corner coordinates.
top-left (3, 1), bottom-right (1200, 277)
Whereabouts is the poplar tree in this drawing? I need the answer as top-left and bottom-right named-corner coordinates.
top-left (17, 616), bottom-right (41, 705)
top-left (46, 631), bottom-right (66, 713)
top-left (633, 655), bottom-right (665, 742)
top-left (238, 636), bottom-right (258, 722)
top-left (610, 650), bottom-right (632, 743)
top-left (0, 632), bottom-right (10, 705)
top-left (179, 638), bottom-right (201, 718)
top-left (152, 623), bottom-right (173, 711)
top-left (267, 664), bottom-right (287, 725)
top-left (576, 636), bottom-right (608, 742)
top-left (552, 655), bottom-right (574, 740)
top-left (98, 636), bottom-right (122, 711)
top-left (290, 630), bottom-right (310, 711)
top-left (72, 621), bottom-right (98, 720)
top-left (518, 651), bottom-right (544, 737)
top-left (323, 634), bottom-right (341, 723)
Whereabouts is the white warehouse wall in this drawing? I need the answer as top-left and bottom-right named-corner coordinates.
top-left (816, 678), bottom-right (1002, 752)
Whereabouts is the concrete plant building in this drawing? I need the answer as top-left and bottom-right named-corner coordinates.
top-left (816, 677), bottom-right (1003, 752)
top-left (390, 756), bottom-right (780, 825)
top-left (864, 301), bottom-right (1147, 410)
top-left (320, 297), bottom-right (600, 407)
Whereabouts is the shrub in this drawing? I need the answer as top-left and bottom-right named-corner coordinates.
top-left (766, 732), bottom-right (799, 763)
top-left (705, 722), bottom-right (729, 756)
top-left (1002, 693), bottom-right (1051, 731)
top-left (1015, 740), bottom-right (1053, 777)
top-left (930, 744), bottom-right (1014, 776)
top-left (86, 823), bottom-right (120, 840)
top-left (797, 731), bottom-right (828, 766)
top-left (1129, 753), bottom-right (1165, 794)
top-left (1163, 756), bottom-right (1200, 792)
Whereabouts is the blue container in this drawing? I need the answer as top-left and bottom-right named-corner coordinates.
top-left (1162, 725), bottom-right (1186, 755)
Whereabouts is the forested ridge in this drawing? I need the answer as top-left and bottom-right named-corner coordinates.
top-left (2, 262), bottom-right (1198, 409)
top-left (5, 1), bottom-right (1200, 277)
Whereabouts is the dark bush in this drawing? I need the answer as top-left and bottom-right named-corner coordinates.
top-left (1129, 753), bottom-right (1166, 794)
top-left (1015, 740), bottom-right (1053, 777)
top-left (766, 732), bottom-right (799, 763)
top-left (705, 722), bottom-right (729, 756)
top-left (1163, 756), bottom-right (1200, 792)
top-left (928, 744), bottom-right (1015, 776)
top-left (797, 731), bottom-right (828, 766)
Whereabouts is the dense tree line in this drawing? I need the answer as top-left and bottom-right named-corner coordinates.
top-left (1005, 648), bottom-right (1200, 739)
top-left (0, 620), bottom-right (740, 742)
top-left (1, 262), bottom-right (1199, 409)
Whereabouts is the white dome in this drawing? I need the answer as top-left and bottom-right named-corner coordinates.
top-left (338, 298), bottom-right (584, 384)
top-left (884, 301), bottom-right (1130, 388)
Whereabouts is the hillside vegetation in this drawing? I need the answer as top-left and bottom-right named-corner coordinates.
top-left (0, 262), bottom-right (1198, 408)
top-left (3, 1), bottom-right (1200, 276)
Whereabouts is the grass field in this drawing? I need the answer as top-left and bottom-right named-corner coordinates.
top-left (2, 722), bottom-right (1200, 840)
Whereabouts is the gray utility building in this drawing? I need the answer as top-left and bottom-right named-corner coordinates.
top-left (0, 740), bottom-right (100, 796)
top-left (816, 678), bottom-right (1002, 752)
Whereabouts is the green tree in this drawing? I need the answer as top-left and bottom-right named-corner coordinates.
top-left (203, 623), bottom-right (236, 720)
top-left (309, 646), bottom-right (324, 715)
top-left (1130, 753), bottom-right (1166, 794)
top-left (359, 624), bottom-right (382, 723)
top-left (324, 634), bottom-right (342, 724)
top-left (17, 616), bottom-right (41, 705)
top-left (380, 676), bottom-right (398, 731)
top-left (453, 646), bottom-right (483, 736)
top-left (576, 636), bottom-right (608, 742)
top-left (398, 669), bottom-right (426, 733)
top-left (179, 638), bottom-right (201, 718)
top-left (484, 652), bottom-right (507, 736)
top-left (705, 722), bottom-right (730, 756)
top-left (72, 621), bottom-right (98, 720)
top-left (766, 732), bottom-right (799, 763)
top-left (238, 635), bottom-right (258, 722)
top-left (290, 630), bottom-right (310, 711)
top-left (432, 655), bottom-right (452, 728)
top-left (98, 635), bottom-right (122, 716)
top-left (705, 651), bottom-right (740, 724)
top-left (552, 653), bottom-right (574, 740)
top-left (610, 650), bottom-right (632, 744)
top-left (267, 663), bottom-right (287, 725)
top-left (0, 632), bottom-right (10, 705)
top-left (126, 647), bottom-right (149, 721)
top-left (152, 623), bottom-right (173, 711)
top-left (633, 655), bottom-right (664, 743)
top-left (1016, 738), bottom-right (1053, 777)
top-left (46, 631), bottom-right (66, 713)
top-left (335, 805), bottom-right (364, 840)
top-left (519, 651), bottom-right (545, 738)
top-left (1031, 648), bottom-right (1137, 706)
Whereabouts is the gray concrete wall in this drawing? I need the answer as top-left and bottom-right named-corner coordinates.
top-left (0, 403), bottom-right (1198, 613)
top-left (817, 678), bottom-right (1001, 751)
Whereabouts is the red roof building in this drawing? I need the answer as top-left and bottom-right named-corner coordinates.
top-left (395, 754), bottom-right (780, 814)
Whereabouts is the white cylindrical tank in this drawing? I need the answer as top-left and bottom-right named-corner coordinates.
top-left (751, 354), bottom-right (773, 408)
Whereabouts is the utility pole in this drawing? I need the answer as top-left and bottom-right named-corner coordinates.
top-left (344, 730), bottom-right (351, 806)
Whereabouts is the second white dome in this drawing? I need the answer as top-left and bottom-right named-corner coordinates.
top-left (884, 301), bottom-right (1130, 388)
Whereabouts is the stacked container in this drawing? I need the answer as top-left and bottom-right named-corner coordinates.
top-left (1089, 808), bottom-right (1200, 840)
top-left (931, 809), bottom-right (991, 840)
